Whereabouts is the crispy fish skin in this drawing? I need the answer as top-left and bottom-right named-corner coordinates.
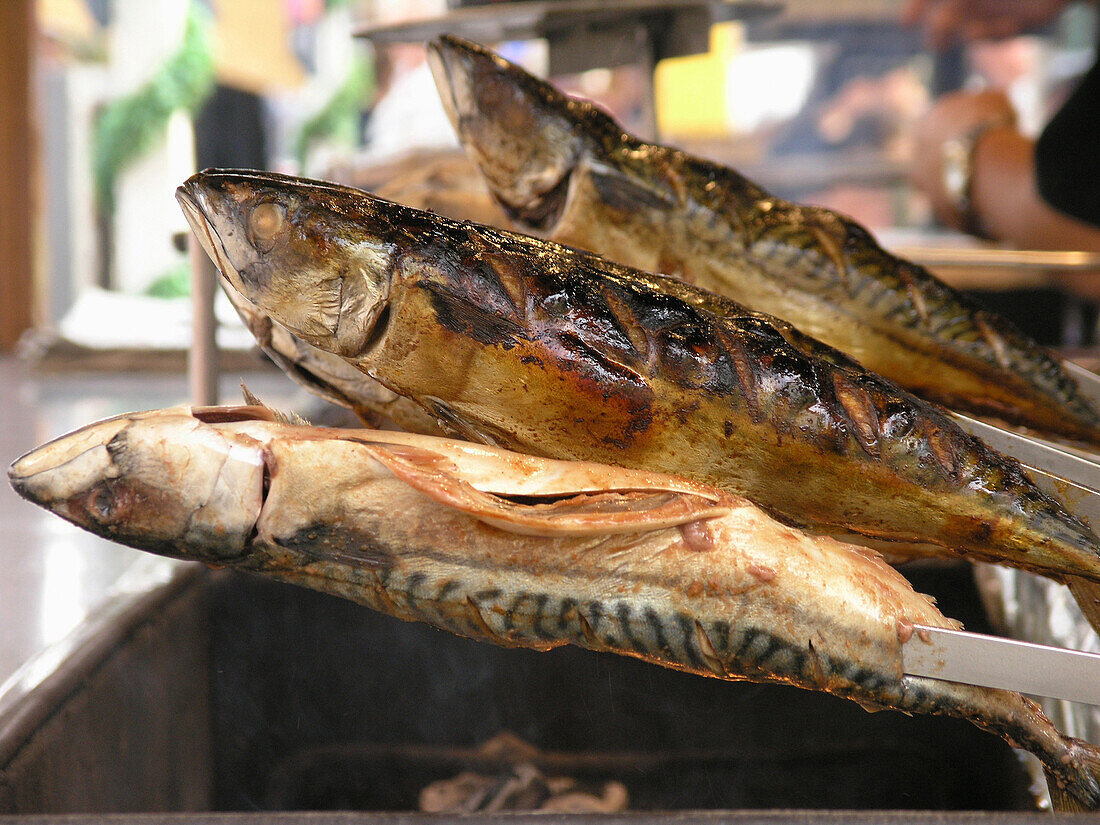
top-left (427, 35), bottom-right (1100, 448)
top-left (9, 406), bottom-right (1100, 809)
top-left (175, 170), bottom-right (1100, 593)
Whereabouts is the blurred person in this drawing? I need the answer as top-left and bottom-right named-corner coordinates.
top-left (364, 41), bottom-right (456, 159)
top-left (907, 0), bottom-right (1100, 256)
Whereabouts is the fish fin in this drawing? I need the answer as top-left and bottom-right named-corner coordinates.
top-left (1067, 576), bottom-right (1100, 638)
top-left (855, 700), bottom-right (888, 714)
top-left (588, 165), bottom-right (677, 213)
top-left (1046, 775), bottom-right (1087, 813)
top-left (360, 441), bottom-right (729, 536)
top-left (1045, 769), bottom-right (1091, 813)
top-left (1045, 742), bottom-right (1100, 812)
top-left (239, 383), bottom-right (311, 426)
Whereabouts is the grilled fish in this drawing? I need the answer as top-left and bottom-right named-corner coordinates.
top-left (175, 170), bottom-right (1100, 604)
top-left (9, 405), bottom-right (1100, 810)
top-left (427, 35), bottom-right (1100, 448)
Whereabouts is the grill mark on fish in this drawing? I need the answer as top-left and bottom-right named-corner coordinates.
top-left (475, 240), bottom-right (529, 313)
top-left (554, 330), bottom-right (650, 390)
top-left (600, 284), bottom-right (652, 364)
top-left (832, 374), bottom-right (881, 458)
top-left (716, 330), bottom-right (761, 422)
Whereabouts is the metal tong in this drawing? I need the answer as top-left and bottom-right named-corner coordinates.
top-left (905, 360), bottom-right (1100, 706)
top-left (951, 360), bottom-right (1100, 528)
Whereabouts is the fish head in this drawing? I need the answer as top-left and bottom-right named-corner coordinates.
top-left (177, 169), bottom-right (395, 359)
top-left (428, 35), bottom-right (587, 231)
top-left (8, 408), bottom-right (266, 564)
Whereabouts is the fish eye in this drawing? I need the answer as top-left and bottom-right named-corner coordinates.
top-left (249, 201), bottom-right (286, 253)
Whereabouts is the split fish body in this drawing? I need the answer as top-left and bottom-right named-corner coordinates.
top-left (427, 35), bottom-right (1100, 448)
top-left (9, 406), bottom-right (1100, 810)
top-left (175, 169), bottom-right (1100, 593)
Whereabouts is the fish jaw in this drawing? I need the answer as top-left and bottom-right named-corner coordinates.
top-left (9, 409), bottom-right (265, 564)
top-left (428, 35), bottom-right (584, 231)
top-left (176, 169), bottom-right (395, 359)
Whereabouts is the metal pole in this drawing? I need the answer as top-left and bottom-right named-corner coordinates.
top-left (188, 235), bottom-right (219, 405)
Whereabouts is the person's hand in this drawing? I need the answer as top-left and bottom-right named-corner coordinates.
top-left (902, 0), bottom-right (1070, 49)
top-left (910, 90), bottom-right (1016, 231)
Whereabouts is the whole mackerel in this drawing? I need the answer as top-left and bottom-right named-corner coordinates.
top-left (176, 169), bottom-right (1100, 605)
top-left (427, 35), bottom-right (1100, 448)
top-left (9, 405), bottom-right (1100, 810)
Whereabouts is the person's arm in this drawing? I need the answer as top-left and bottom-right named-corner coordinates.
top-left (911, 89), bottom-right (1100, 252)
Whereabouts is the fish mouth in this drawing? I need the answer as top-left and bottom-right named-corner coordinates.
top-left (175, 178), bottom-right (251, 301)
top-left (9, 413), bottom-right (136, 499)
top-left (11, 409), bottom-right (268, 566)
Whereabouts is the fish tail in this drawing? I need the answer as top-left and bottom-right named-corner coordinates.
top-left (1045, 739), bottom-right (1100, 812)
top-left (1067, 576), bottom-right (1100, 638)
top-left (1047, 777), bottom-right (1088, 813)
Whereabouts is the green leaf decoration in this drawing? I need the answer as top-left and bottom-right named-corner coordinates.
top-left (92, 0), bottom-right (215, 219)
top-left (293, 50), bottom-right (375, 169)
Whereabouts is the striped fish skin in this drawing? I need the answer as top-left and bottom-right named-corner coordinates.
top-left (176, 169), bottom-right (1100, 591)
top-left (9, 407), bottom-right (1100, 810)
top-left (428, 35), bottom-right (1100, 448)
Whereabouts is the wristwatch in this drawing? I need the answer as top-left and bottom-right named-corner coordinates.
top-left (940, 118), bottom-right (1013, 238)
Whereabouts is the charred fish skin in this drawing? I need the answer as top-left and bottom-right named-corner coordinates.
top-left (428, 35), bottom-right (1100, 447)
top-left (9, 408), bottom-right (1100, 810)
top-left (176, 168), bottom-right (1100, 589)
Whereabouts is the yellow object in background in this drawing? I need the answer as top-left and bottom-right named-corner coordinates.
top-left (212, 0), bottom-right (306, 94)
top-left (37, 0), bottom-right (98, 45)
top-left (655, 23), bottom-right (742, 139)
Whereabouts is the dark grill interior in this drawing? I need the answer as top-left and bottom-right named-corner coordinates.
top-left (208, 565), bottom-right (1033, 812)
top-left (0, 564), bottom-right (1036, 814)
